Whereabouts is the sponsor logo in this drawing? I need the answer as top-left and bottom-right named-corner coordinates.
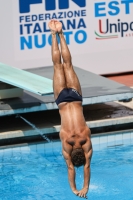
top-left (72, 89), bottom-right (80, 96)
top-left (18, 0), bottom-right (88, 50)
top-left (19, 0), bottom-right (86, 13)
top-left (94, 0), bottom-right (133, 40)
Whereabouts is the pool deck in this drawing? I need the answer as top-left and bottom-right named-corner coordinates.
top-left (1, 71), bottom-right (133, 143)
top-left (1, 100), bottom-right (133, 142)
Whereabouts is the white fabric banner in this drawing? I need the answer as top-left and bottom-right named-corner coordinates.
top-left (0, 0), bottom-right (133, 74)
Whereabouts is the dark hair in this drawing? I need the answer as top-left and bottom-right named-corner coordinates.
top-left (71, 148), bottom-right (85, 167)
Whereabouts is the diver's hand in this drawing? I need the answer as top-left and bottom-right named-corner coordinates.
top-left (78, 188), bottom-right (88, 198)
top-left (72, 189), bottom-right (79, 196)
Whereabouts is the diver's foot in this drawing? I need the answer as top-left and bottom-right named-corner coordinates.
top-left (48, 20), bottom-right (57, 35)
top-left (54, 21), bottom-right (63, 34)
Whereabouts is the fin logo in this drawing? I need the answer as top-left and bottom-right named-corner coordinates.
top-left (19, 0), bottom-right (86, 14)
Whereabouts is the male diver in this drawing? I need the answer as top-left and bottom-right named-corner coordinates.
top-left (48, 20), bottom-right (92, 199)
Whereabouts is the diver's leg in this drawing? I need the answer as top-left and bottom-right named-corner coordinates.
top-left (54, 21), bottom-right (82, 95)
top-left (48, 20), bottom-right (66, 99)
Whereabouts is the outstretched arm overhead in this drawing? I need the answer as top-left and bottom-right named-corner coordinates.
top-left (62, 149), bottom-right (79, 195)
top-left (62, 139), bottom-right (92, 199)
top-left (62, 129), bottom-right (92, 199)
top-left (78, 138), bottom-right (93, 198)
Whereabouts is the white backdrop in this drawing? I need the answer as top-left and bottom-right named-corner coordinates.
top-left (0, 0), bottom-right (133, 74)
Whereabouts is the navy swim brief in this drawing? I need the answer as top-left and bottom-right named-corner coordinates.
top-left (55, 88), bottom-right (82, 105)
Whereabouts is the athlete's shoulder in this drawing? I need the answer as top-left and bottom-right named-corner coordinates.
top-left (59, 129), bottom-right (68, 140)
top-left (83, 125), bottom-right (91, 136)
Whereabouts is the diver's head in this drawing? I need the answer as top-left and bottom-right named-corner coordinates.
top-left (71, 148), bottom-right (85, 167)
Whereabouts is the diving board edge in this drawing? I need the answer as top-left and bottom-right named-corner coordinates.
top-left (0, 63), bottom-right (53, 96)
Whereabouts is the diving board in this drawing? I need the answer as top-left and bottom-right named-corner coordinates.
top-left (0, 63), bottom-right (53, 96)
top-left (0, 66), bottom-right (133, 117)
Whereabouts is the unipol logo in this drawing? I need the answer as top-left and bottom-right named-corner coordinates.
top-left (19, 0), bottom-right (86, 13)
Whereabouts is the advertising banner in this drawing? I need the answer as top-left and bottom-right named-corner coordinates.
top-left (13, 0), bottom-right (90, 60)
top-left (0, 0), bottom-right (133, 74)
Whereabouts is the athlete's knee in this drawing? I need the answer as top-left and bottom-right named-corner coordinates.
top-left (63, 56), bottom-right (72, 65)
top-left (52, 50), bottom-right (61, 65)
top-left (54, 63), bottom-right (63, 70)
top-left (63, 62), bottom-right (72, 69)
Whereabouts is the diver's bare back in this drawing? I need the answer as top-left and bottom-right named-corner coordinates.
top-left (59, 101), bottom-right (90, 141)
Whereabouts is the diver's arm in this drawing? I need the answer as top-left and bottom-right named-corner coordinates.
top-left (77, 149), bottom-right (92, 198)
top-left (62, 149), bottom-right (79, 195)
top-left (83, 154), bottom-right (91, 191)
top-left (67, 160), bottom-right (77, 193)
top-left (83, 138), bottom-right (93, 189)
top-left (77, 137), bottom-right (93, 198)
